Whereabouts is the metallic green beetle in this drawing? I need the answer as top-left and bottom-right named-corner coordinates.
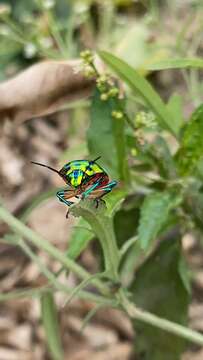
top-left (31, 157), bottom-right (117, 215)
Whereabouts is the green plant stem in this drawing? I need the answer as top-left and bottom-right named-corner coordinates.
top-left (99, 0), bottom-right (115, 48)
top-left (18, 238), bottom-right (75, 295)
top-left (0, 202), bottom-right (203, 345)
top-left (62, 272), bottom-right (107, 308)
top-left (0, 205), bottom-right (108, 295)
top-left (47, 11), bottom-right (67, 57)
top-left (0, 287), bottom-right (51, 301)
top-left (100, 218), bottom-right (119, 279)
top-left (124, 112), bottom-right (136, 131)
top-left (3, 202), bottom-right (203, 346)
top-left (1, 15), bottom-right (27, 42)
top-left (70, 200), bottom-right (120, 280)
top-left (16, 237), bottom-right (113, 310)
top-left (120, 293), bottom-right (203, 346)
top-left (80, 303), bottom-right (105, 333)
top-left (70, 200), bottom-right (203, 347)
top-left (0, 286), bottom-right (115, 306)
top-left (120, 235), bottom-right (138, 257)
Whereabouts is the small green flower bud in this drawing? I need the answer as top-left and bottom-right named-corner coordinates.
top-left (111, 110), bottom-right (123, 119)
top-left (80, 50), bottom-right (93, 64)
top-left (100, 93), bottom-right (109, 101)
top-left (131, 148), bottom-right (138, 156)
top-left (97, 74), bottom-right (108, 83)
top-left (96, 83), bottom-right (106, 92)
top-left (135, 129), bottom-right (145, 146)
top-left (80, 50), bottom-right (91, 58)
top-left (135, 111), bottom-right (156, 129)
top-left (108, 87), bottom-right (119, 97)
top-left (84, 66), bottom-right (96, 78)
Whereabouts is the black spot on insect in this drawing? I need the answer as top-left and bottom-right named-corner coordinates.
top-left (86, 165), bottom-right (92, 171)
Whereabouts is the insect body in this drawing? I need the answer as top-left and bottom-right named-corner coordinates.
top-left (31, 157), bottom-right (117, 216)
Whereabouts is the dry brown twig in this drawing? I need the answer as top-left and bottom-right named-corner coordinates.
top-left (0, 59), bottom-right (94, 123)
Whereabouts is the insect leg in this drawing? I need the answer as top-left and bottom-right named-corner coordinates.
top-left (88, 180), bottom-right (118, 199)
top-left (101, 180), bottom-right (118, 193)
top-left (82, 180), bottom-right (117, 204)
top-left (56, 189), bottom-right (76, 206)
top-left (81, 179), bottom-right (102, 199)
top-left (88, 180), bottom-right (117, 208)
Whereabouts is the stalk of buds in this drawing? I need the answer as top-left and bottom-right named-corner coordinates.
top-left (80, 49), bottom-right (124, 119)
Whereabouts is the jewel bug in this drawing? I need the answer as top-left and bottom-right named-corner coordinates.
top-left (31, 157), bottom-right (117, 217)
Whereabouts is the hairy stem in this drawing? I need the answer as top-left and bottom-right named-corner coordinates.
top-left (0, 286), bottom-right (115, 306)
top-left (120, 292), bottom-right (203, 346)
top-left (70, 200), bottom-right (120, 280)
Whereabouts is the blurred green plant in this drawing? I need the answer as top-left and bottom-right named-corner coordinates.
top-left (2, 1), bottom-right (203, 359)
top-left (2, 48), bottom-right (203, 358)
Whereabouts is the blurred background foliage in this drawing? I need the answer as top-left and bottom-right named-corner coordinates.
top-left (0, 0), bottom-right (202, 78)
top-left (1, 1), bottom-right (203, 360)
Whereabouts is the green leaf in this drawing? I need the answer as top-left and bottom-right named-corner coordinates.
top-left (114, 205), bottom-right (140, 248)
top-left (67, 218), bottom-right (93, 260)
top-left (120, 239), bottom-right (144, 287)
top-left (145, 58), bottom-right (203, 71)
top-left (105, 188), bottom-right (127, 216)
top-left (99, 51), bottom-right (178, 138)
top-left (87, 89), bottom-right (128, 182)
top-left (178, 255), bottom-right (191, 294)
top-left (166, 93), bottom-right (184, 135)
top-left (131, 237), bottom-right (190, 360)
top-left (41, 292), bottom-right (63, 360)
top-left (113, 198), bottom-right (143, 286)
top-left (183, 186), bottom-right (203, 231)
top-left (176, 104), bottom-right (203, 175)
top-left (116, 22), bottom-right (149, 68)
top-left (138, 191), bottom-right (181, 250)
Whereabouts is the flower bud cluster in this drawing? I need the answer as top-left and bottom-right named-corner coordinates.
top-left (135, 111), bottom-right (156, 129)
top-left (80, 49), bottom-right (124, 119)
top-left (80, 50), bottom-right (97, 78)
top-left (96, 74), bottom-right (120, 104)
top-left (80, 50), bottom-right (94, 65)
top-left (133, 112), bottom-right (156, 147)
top-left (111, 111), bottom-right (123, 119)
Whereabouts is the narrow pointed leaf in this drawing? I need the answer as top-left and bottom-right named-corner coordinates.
top-left (99, 51), bottom-right (178, 138)
top-left (145, 58), bottom-right (203, 71)
top-left (41, 292), bottom-right (63, 360)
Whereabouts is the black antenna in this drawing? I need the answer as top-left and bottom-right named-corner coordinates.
top-left (31, 161), bottom-right (60, 175)
top-left (93, 156), bottom-right (101, 162)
